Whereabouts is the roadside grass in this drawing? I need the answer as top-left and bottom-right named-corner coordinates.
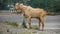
top-left (21, 20), bottom-right (27, 28)
top-left (5, 21), bottom-right (18, 27)
top-left (4, 21), bottom-right (39, 30)
top-left (32, 25), bottom-right (39, 30)
top-left (0, 18), bottom-right (39, 30)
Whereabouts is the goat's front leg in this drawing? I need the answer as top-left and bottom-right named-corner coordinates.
top-left (28, 17), bottom-right (31, 29)
top-left (40, 16), bottom-right (44, 31)
top-left (38, 18), bottom-right (41, 30)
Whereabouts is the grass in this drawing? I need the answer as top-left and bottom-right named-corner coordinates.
top-left (4, 21), bottom-right (39, 30)
top-left (21, 20), bottom-right (27, 28)
top-left (5, 21), bottom-right (18, 27)
top-left (32, 25), bottom-right (39, 30)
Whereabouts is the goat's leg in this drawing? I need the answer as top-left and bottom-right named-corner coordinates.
top-left (40, 16), bottom-right (44, 31)
top-left (38, 18), bottom-right (41, 30)
top-left (28, 17), bottom-right (31, 29)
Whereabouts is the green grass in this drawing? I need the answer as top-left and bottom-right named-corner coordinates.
top-left (21, 20), bottom-right (27, 28)
top-left (5, 21), bottom-right (18, 27)
top-left (32, 25), bottom-right (39, 30)
top-left (5, 21), bottom-right (39, 30)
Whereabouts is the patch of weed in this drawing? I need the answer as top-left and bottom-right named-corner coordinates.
top-left (5, 21), bottom-right (18, 27)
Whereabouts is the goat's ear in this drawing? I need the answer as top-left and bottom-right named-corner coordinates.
top-left (15, 3), bottom-right (19, 6)
top-left (45, 11), bottom-right (50, 15)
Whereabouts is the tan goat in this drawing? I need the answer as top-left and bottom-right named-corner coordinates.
top-left (14, 3), bottom-right (49, 31)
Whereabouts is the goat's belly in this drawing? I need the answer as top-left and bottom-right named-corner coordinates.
top-left (25, 12), bottom-right (41, 18)
top-left (31, 14), bottom-right (40, 18)
top-left (24, 13), bottom-right (41, 18)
